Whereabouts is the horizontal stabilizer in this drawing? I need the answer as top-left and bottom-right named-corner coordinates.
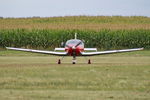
top-left (54, 48), bottom-right (65, 51)
top-left (84, 48), bottom-right (97, 51)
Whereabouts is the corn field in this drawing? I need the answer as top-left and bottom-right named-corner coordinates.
top-left (0, 29), bottom-right (150, 50)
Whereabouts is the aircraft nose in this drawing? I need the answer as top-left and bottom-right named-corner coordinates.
top-left (72, 46), bottom-right (76, 50)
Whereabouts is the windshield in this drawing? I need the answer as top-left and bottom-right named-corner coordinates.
top-left (65, 39), bottom-right (84, 47)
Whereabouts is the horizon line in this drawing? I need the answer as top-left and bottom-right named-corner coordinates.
top-left (0, 15), bottom-right (149, 18)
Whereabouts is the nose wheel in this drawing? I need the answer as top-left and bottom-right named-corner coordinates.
top-left (72, 57), bottom-right (76, 64)
top-left (72, 62), bottom-right (76, 64)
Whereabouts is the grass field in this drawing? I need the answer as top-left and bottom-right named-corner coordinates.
top-left (0, 50), bottom-right (150, 100)
top-left (0, 15), bottom-right (150, 99)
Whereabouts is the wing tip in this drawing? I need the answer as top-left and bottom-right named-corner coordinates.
top-left (6, 47), bottom-right (10, 49)
top-left (139, 47), bottom-right (144, 50)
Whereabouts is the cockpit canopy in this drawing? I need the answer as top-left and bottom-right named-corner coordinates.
top-left (65, 39), bottom-right (84, 48)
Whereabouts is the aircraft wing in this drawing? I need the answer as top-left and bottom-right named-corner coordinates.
top-left (6, 47), bottom-right (68, 56)
top-left (81, 48), bottom-right (144, 56)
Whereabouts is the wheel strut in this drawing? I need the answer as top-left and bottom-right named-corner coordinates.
top-left (72, 57), bottom-right (76, 64)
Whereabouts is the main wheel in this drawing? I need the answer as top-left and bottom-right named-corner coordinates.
top-left (88, 59), bottom-right (91, 64)
top-left (58, 59), bottom-right (61, 64)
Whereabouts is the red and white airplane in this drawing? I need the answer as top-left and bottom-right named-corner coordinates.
top-left (6, 33), bottom-right (143, 64)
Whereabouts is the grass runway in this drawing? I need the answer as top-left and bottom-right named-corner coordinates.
top-left (0, 50), bottom-right (150, 100)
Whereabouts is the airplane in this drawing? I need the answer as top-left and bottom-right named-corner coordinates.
top-left (6, 33), bottom-right (143, 64)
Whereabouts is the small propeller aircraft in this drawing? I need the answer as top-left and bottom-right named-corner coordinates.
top-left (6, 33), bottom-right (143, 64)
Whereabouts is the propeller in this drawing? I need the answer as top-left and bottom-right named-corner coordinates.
top-left (65, 44), bottom-right (72, 48)
top-left (75, 41), bottom-right (82, 48)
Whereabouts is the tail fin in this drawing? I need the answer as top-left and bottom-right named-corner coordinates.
top-left (75, 33), bottom-right (77, 39)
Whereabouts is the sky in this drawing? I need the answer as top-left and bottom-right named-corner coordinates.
top-left (0, 0), bottom-right (150, 17)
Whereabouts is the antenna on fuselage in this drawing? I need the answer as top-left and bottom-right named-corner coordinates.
top-left (75, 33), bottom-right (77, 39)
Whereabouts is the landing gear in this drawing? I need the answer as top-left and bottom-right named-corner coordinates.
top-left (57, 57), bottom-right (91, 64)
top-left (58, 59), bottom-right (61, 64)
top-left (88, 59), bottom-right (91, 64)
top-left (72, 56), bottom-right (76, 64)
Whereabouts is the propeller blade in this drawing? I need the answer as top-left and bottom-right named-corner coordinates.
top-left (65, 44), bottom-right (72, 48)
top-left (75, 41), bottom-right (82, 47)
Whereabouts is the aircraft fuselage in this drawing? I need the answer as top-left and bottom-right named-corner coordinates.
top-left (65, 39), bottom-right (84, 56)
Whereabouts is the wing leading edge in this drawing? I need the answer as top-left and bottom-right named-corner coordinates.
top-left (81, 48), bottom-right (144, 56)
top-left (6, 47), bottom-right (68, 56)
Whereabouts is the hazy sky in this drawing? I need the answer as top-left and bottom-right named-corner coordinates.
top-left (0, 0), bottom-right (150, 17)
